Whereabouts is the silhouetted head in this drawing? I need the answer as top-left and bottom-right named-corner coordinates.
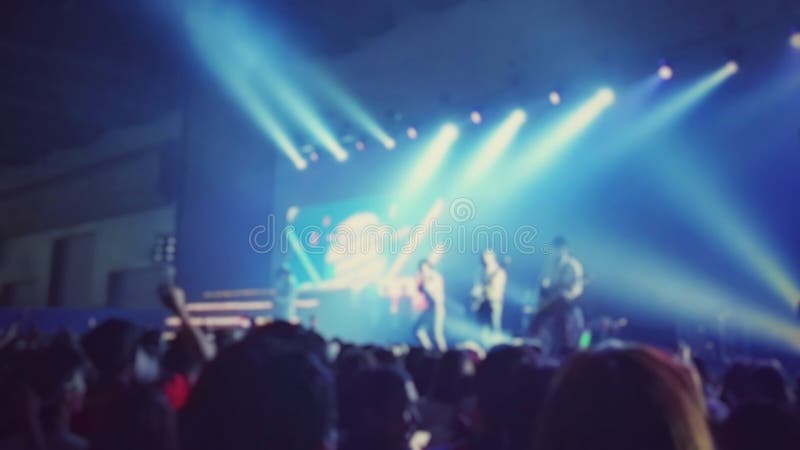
top-left (340, 367), bottom-right (420, 450)
top-left (24, 333), bottom-right (89, 430)
top-left (180, 340), bottom-right (334, 450)
top-left (720, 401), bottom-right (800, 450)
top-left (430, 349), bottom-right (476, 404)
top-left (749, 363), bottom-right (791, 405)
top-left (535, 345), bottom-right (712, 450)
top-left (476, 345), bottom-right (535, 435)
top-left (90, 384), bottom-right (178, 450)
top-left (81, 319), bottom-right (142, 384)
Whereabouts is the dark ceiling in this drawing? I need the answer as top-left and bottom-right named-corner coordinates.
top-left (0, 1), bottom-right (187, 165)
top-left (0, 0), bottom-right (461, 166)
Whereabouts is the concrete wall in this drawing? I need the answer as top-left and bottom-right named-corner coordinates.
top-left (0, 207), bottom-right (175, 308)
top-left (0, 112), bottom-right (181, 308)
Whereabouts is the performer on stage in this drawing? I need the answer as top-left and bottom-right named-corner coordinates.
top-left (471, 250), bottom-right (507, 343)
top-left (532, 236), bottom-right (586, 356)
top-left (273, 263), bottom-right (298, 322)
top-left (414, 259), bottom-right (447, 351)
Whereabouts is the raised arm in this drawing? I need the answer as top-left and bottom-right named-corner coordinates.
top-left (159, 284), bottom-right (216, 362)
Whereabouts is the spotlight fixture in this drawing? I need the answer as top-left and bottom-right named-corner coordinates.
top-left (791, 30), bottom-right (800, 50)
top-left (549, 90), bottom-right (561, 106)
top-left (406, 126), bottom-right (419, 140)
top-left (724, 60), bottom-right (739, 74)
top-left (309, 151), bottom-right (319, 162)
top-left (470, 110), bottom-right (483, 124)
top-left (658, 63), bottom-right (673, 80)
top-left (355, 140), bottom-right (366, 151)
top-left (384, 138), bottom-right (397, 150)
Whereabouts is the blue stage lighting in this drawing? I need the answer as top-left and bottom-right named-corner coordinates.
top-left (581, 233), bottom-right (800, 351)
top-left (650, 154), bottom-right (800, 310)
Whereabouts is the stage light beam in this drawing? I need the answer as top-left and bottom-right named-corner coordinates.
top-left (630, 61), bottom-right (738, 143)
top-left (385, 199), bottom-right (446, 279)
top-left (650, 154), bottom-right (800, 310)
top-left (304, 73), bottom-right (396, 150)
top-left (286, 228), bottom-right (322, 283)
top-left (581, 233), bottom-right (800, 351)
top-left (404, 124), bottom-right (460, 194)
top-left (255, 73), bottom-right (349, 162)
top-left (462, 108), bottom-right (528, 184)
top-left (509, 87), bottom-right (615, 185)
top-left (183, 10), bottom-right (307, 170)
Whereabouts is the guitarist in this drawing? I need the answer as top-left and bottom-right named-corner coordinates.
top-left (470, 250), bottom-right (507, 343)
top-left (532, 236), bottom-right (586, 355)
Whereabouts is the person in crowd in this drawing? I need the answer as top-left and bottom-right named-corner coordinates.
top-left (180, 333), bottom-right (335, 450)
top-left (339, 367), bottom-right (421, 450)
top-left (89, 384), bottom-right (178, 450)
top-left (0, 334), bottom-right (89, 450)
top-left (472, 345), bottom-right (537, 450)
top-left (72, 319), bottom-right (147, 438)
top-left (506, 363), bottom-right (557, 450)
top-left (534, 344), bottom-right (714, 450)
top-left (718, 401), bottom-right (800, 450)
top-left (5, 280), bottom-right (800, 450)
top-left (747, 362), bottom-right (793, 406)
top-left (419, 349), bottom-right (477, 450)
top-left (405, 348), bottom-right (439, 398)
top-left (160, 329), bottom-right (206, 410)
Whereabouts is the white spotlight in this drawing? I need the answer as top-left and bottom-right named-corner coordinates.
top-left (724, 60), bottom-right (739, 75)
top-left (406, 127), bottom-right (419, 140)
top-left (470, 110), bottom-right (483, 124)
top-left (658, 64), bottom-right (673, 80)
top-left (791, 31), bottom-right (800, 50)
top-left (384, 138), bottom-right (396, 150)
top-left (549, 91), bottom-right (561, 106)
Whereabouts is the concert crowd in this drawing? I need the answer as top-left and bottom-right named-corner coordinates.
top-left (1, 285), bottom-right (799, 450)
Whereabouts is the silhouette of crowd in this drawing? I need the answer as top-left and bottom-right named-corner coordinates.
top-left (1, 285), bottom-right (799, 450)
